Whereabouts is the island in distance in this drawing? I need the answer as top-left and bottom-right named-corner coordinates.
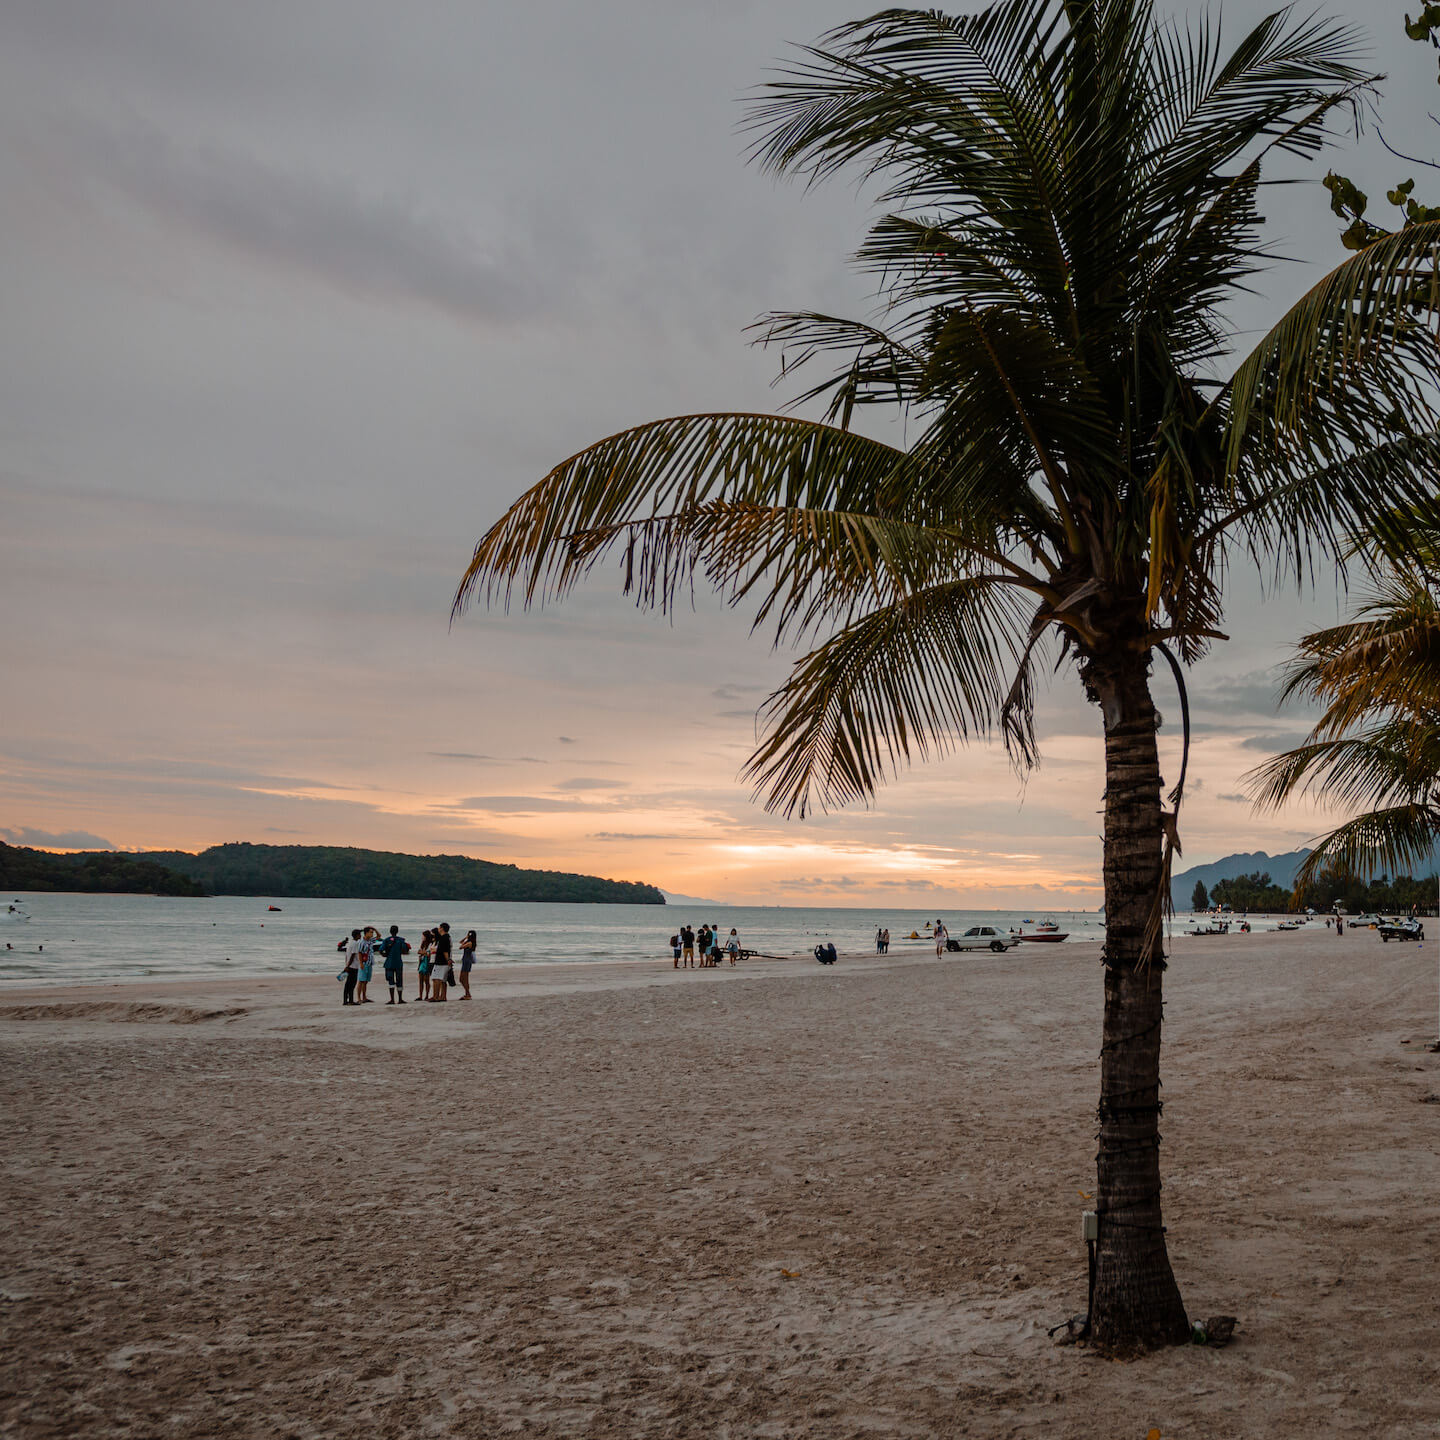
top-left (4, 840), bottom-right (664, 905)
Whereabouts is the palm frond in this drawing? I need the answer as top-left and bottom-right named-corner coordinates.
top-left (743, 575), bottom-right (1035, 816)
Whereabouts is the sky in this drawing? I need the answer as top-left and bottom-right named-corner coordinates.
top-left (2, 0), bottom-right (1435, 907)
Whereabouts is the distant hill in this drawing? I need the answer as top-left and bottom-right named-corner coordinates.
top-left (1170, 849), bottom-right (1312, 909)
top-left (0, 841), bottom-right (205, 896)
top-left (138, 842), bottom-right (665, 905)
top-left (1172, 844), bottom-right (1440, 909)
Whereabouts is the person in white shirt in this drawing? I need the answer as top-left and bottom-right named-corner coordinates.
top-left (342, 929), bottom-right (363, 1006)
top-left (934, 921), bottom-right (948, 958)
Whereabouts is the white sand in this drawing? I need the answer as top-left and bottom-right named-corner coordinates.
top-left (1, 928), bottom-right (1437, 1437)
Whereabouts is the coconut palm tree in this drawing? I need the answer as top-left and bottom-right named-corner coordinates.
top-left (454, 1), bottom-right (1440, 1351)
top-left (1251, 524), bottom-right (1440, 890)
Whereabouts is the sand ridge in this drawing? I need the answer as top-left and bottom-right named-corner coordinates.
top-left (1, 930), bottom-right (1437, 1436)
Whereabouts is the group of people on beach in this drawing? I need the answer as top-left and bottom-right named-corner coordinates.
top-left (337, 922), bottom-right (479, 1006)
top-left (670, 923), bottom-right (742, 968)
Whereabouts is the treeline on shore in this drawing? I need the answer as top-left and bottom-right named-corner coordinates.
top-left (2, 840), bottom-right (664, 904)
top-left (141, 843), bottom-right (665, 904)
top-left (1194, 869), bottom-right (1438, 914)
top-left (0, 841), bottom-right (207, 896)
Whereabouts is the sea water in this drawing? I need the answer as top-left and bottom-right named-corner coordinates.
top-left (0, 892), bottom-right (1117, 987)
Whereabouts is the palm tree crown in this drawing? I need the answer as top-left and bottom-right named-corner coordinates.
top-left (1251, 516), bottom-right (1440, 887)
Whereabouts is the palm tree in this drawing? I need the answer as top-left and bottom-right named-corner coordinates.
top-left (454, 1), bottom-right (1440, 1351)
top-left (1250, 523), bottom-right (1440, 892)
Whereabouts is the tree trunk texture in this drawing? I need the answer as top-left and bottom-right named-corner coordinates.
top-left (1087, 652), bottom-right (1191, 1353)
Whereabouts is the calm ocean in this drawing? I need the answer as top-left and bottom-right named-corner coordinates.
top-left (0, 892), bottom-right (1112, 987)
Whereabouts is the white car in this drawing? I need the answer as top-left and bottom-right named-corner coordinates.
top-left (947, 925), bottom-right (1020, 953)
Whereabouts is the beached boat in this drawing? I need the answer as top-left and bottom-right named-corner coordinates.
top-left (1187, 920), bottom-right (1230, 935)
top-left (1016, 921), bottom-right (1068, 943)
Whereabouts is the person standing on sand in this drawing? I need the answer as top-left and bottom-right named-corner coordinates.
top-left (356, 927), bottom-right (379, 1004)
top-left (416, 929), bottom-right (434, 1001)
top-left (670, 931), bottom-right (682, 967)
top-left (934, 921), bottom-right (948, 958)
top-left (431, 923), bottom-right (453, 1001)
top-left (880, 927), bottom-right (890, 953)
top-left (726, 928), bottom-right (740, 965)
top-left (681, 925), bottom-right (695, 967)
top-left (459, 929), bottom-right (477, 998)
top-left (381, 925), bottom-right (409, 1004)
top-left (342, 928), bottom-right (362, 1006)
top-left (1336, 914), bottom-right (1345, 937)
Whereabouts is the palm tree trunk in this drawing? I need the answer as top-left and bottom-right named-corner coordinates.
top-left (1086, 651), bottom-right (1191, 1353)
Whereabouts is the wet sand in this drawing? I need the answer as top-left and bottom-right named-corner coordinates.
top-left (2, 929), bottom-right (1438, 1437)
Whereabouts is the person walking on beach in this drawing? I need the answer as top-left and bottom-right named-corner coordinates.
top-left (934, 921), bottom-right (948, 958)
top-left (1336, 914), bottom-right (1345, 937)
top-left (381, 925), bottom-right (409, 1004)
top-left (681, 924), bottom-right (695, 967)
top-left (725, 927), bottom-right (740, 965)
top-left (458, 929), bottom-right (477, 999)
top-left (342, 928), bottom-right (362, 1006)
top-left (431, 923), bottom-right (453, 1001)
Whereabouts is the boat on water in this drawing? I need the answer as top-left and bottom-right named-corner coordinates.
top-left (268, 905), bottom-right (282, 912)
top-left (2, 901), bottom-right (30, 924)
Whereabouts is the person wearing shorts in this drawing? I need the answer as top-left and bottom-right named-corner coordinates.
top-left (670, 932), bottom-right (682, 967)
top-left (431, 923), bottom-right (452, 1001)
top-left (681, 925), bottom-right (695, 968)
top-left (381, 925), bottom-right (408, 1004)
top-left (459, 929), bottom-right (477, 999)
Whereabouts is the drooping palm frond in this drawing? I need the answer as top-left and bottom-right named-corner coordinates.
top-left (743, 575), bottom-right (1036, 815)
top-left (453, 410), bottom-right (1049, 649)
top-left (1292, 803), bottom-right (1440, 890)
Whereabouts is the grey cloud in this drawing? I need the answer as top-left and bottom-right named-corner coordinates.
top-left (1239, 731), bottom-right (1313, 753)
top-left (782, 874), bottom-right (863, 890)
top-left (555, 778), bottom-right (628, 791)
top-left (1216, 793), bottom-right (1249, 803)
top-left (589, 831), bottom-right (689, 841)
top-left (428, 752), bottom-right (545, 764)
top-left (453, 796), bottom-right (596, 813)
top-left (1, 825), bottom-right (115, 850)
top-left (73, 122), bottom-right (540, 325)
top-left (557, 737), bottom-right (578, 745)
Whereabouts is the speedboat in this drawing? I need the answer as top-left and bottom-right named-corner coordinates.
top-left (1016, 925), bottom-right (1068, 942)
top-left (1, 902), bottom-right (30, 924)
top-left (1187, 920), bottom-right (1230, 936)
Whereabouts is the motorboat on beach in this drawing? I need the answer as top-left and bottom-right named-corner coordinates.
top-left (1015, 919), bottom-right (1068, 942)
top-left (1186, 919), bottom-right (1230, 935)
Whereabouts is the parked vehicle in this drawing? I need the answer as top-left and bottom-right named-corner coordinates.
top-left (946, 925), bottom-right (1019, 953)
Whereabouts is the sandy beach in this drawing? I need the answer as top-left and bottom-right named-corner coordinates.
top-left (2, 929), bottom-right (1438, 1437)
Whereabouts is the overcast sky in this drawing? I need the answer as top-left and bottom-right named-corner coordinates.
top-left (3, 0), bottom-right (1434, 906)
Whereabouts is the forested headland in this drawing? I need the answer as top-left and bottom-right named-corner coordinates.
top-left (139, 842), bottom-right (665, 904)
top-left (0, 842), bottom-right (207, 896)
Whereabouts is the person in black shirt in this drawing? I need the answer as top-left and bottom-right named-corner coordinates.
top-left (431, 923), bottom-right (453, 1001)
